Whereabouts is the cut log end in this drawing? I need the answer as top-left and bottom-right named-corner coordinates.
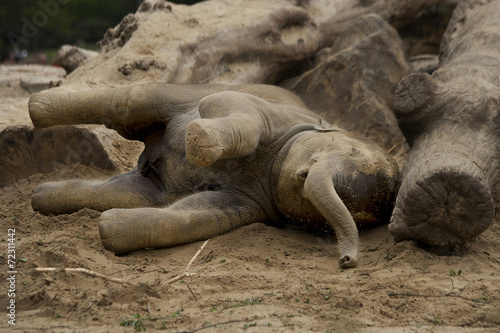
top-left (389, 161), bottom-right (495, 246)
top-left (392, 73), bottom-right (438, 118)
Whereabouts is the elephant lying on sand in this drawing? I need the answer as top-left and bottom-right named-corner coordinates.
top-left (29, 84), bottom-right (399, 268)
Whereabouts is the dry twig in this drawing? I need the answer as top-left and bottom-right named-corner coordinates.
top-left (178, 319), bottom-right (251, 333)
top-left (187, 284), bottom-right (198, 301)
top-left (388, 278), bottom-right (479, 303)
top-left (166, 239), bottom-right (209, 284)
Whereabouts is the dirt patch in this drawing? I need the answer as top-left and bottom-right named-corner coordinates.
top-left (1, 157), bottom-right (499, 331)
top-left (0, 2), bottom-right (499, 328)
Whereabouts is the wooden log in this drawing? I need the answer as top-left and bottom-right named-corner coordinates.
top-left (62, 0), bottom-right (446, 87)
top-left (388, 0), bottom-right (500, 246)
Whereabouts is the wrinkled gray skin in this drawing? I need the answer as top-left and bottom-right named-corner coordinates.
top-left (29, 84), bottom-right (399, 268)
top-left (388, 0), bottom-right (500, 246)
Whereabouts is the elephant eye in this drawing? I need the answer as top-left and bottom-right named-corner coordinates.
top-left (150, 156), bottom-right (162, 170)
top-left (296, 169), bottom-right (308, 180)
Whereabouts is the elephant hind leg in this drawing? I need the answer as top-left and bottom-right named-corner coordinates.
top-left (99, 191), bottom-right (267, 254)
top-left (32, 170), bottom-right (166, 215)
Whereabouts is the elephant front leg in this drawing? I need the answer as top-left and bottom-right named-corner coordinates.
top-left (99, 191), bottom-right (266, 254)
top-left (32, 170), bottom-right (166, 215)
top-left (185, 92), bottom-right (265, 167)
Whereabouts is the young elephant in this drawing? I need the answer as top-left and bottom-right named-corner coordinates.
top-left (29, 84), bottom-right (399, 268)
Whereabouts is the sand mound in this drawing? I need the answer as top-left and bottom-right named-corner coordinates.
top-left (1, 0), bottom-right (498, 331)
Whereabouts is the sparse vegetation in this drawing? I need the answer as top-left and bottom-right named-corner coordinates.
top-left (234, 297), bottom-right (261, 307)
top-left (120, 313), bottom-right (159, 332)
top-left (384, 253), bottom-right (396, 262)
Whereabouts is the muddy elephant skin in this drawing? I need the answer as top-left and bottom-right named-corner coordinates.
top-left (29, 83), bottom-right (400, 268)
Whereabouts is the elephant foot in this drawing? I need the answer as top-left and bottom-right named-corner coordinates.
top-left (185, 120), bottom-right (224, 167)
top-left (32, 182), bottom-right (60, 215)
top-left (389, 157), bottom-right (495, 246)
top-left (99, 208), bottom-right (156, 254)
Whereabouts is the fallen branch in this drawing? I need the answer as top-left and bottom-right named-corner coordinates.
top-left (388, 279), bottom-right (480, 303)
top-left (387, 292), bottom-right (482, 302)
top-left (165, 272), bottom-right (197, 285)
top-left (35, 267), bottom-right (127, 284)
top-left (166, 239), bottom-right (209, 285)
top-left (178, 319), bottom-right (251, 333)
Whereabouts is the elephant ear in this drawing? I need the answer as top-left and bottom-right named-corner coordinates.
top-left (28, 83), bottom-right (221, 141)
top-left (302, 161), bottom-right (359, 268)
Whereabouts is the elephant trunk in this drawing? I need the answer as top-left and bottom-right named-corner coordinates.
top-left (303, 161), bottom-right (359, 268)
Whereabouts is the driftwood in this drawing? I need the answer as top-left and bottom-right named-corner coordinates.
top-left (64, 0), bottom-right (446, 87)
top-left (54, 45), bottom-right (98, 74)
top-left (282, 14), bottom-right (411, 167)
top-left (388, 0), bottom-right (500, 246)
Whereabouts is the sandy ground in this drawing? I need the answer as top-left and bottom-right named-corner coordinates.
top-left (1, 63), bottom-right (499, 333)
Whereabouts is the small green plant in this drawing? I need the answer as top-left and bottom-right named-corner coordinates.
top-left (384, 253), bottom-right (396, 262)
top-left (475, 297), bottom-right (489, 304)
top-left (323, 290), bottom-right (333, 300)
top-left (210, 306), bottom-right (217, 312)
top-left (262, 322), bottom-right (272, 327)
top-left (120, 313), bottom-right (158, 332)
top-left (432, 314), bottom-right (441, 324)
top-left (171, 309), bottom-right (183, 318)
top-left (449, 269), bottom-right (462, 276)
top-left (244, 322), bottom-right (257, 328)
top-left (10, 216), bottom-right (19, 225)
top-left (234, 297), bottom-right (261, 307)
top-left (220, 259), bottom-right (226, 263)
top-left (54, 313), bottom-right (63, 319)
top-left (305, 282), bottom-right (312, 290)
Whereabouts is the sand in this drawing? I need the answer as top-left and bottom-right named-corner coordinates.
top-left (1, 0), bottom-right (499, 330)
top-left (0, 64), bottom-right (499, 332)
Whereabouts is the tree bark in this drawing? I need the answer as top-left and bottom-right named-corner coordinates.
top-left (388, 0), bottom-right (500, 246)
top-left (63, 0), bottom-right (446, 88)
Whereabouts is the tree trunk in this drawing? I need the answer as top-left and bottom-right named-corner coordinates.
top-left (388, 0), bottom-right (500, 246)
top-left (63, 0), bottom-right (446, 88)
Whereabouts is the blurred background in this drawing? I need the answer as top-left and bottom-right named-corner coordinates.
top-left (0, 0), bottom-right (204, 64)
